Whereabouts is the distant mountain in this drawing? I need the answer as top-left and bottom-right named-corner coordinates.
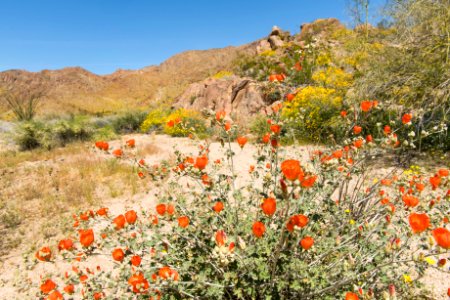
top-left (0, 43), bottom-right (258, 117)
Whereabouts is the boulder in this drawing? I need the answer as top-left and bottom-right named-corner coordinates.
top-left (256, 40), bottom-right (272, 53)
top-left (297, 18), bottom-right (345, 41)
top-left (172, 76), bottom-right (268, 122)
top-left (268, 35), bottom-right (284, 49)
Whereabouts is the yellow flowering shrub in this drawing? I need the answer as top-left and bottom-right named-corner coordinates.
top-left (212, 70), bottom-right (234, 79)
top-left (163, 108), bottom-right (207, 137)
top-left (315, 52), bottom-right (332, 66)
top-left (258, 49), bottom-right (276, 57)
top-left (311, 66), bottom-right (353, 89)
top-left (140, 108), bottom-right (170, 133)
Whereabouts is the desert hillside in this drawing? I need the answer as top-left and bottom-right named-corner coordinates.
top-left (0, 43), bottom-right (257, 117)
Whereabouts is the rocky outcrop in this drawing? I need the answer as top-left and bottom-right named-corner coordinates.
top-left (256, 26), bottom-right (291, 54)
top-left (172, 76), bottom-right (268, 122)
top-left (296, 18), bottom-right (345, 41)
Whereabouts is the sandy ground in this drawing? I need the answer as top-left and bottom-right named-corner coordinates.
top-left (0, 134), bottom-right (448, 299)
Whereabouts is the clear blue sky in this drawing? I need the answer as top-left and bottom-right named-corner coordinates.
top-left (0, 0), bottom-right (386, 75)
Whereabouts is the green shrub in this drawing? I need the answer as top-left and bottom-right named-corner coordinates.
top-left (112, 111), bottom-right (147, 134)
top-left (14, 121), bottom-right (43, 150)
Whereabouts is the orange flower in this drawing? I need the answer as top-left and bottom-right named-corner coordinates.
top-left (167, 204), bottom-right (175, 215)
top-left (224, 121), bottom-right (231, 131)
top-left (408, 213), bottom-right (430, 233)
top-left (158, 266), bottom-right (179, 280)
top-left (433, 228), bottom-right (450, 249)
top-left (46, 290), bottom-right (63, 300)
top-left (95, 141), bottom-right (109, 151)
top-left (360, 101), bottom-right (373, 112)
top-left (430, 174), bottom-right (441, 190)
top-left (286, 93), bottom-right (295, 101)
top-left (79, 229), bottom-right (94, 247)
top-left (340, 110), bottom-right (347, 118)
top-left (63, 284), bottom-right (74, 294)
top-left (366, 134), bottom-right (373, 143)
top-left (270, 124), bottom-right (281, 134)
top-left (332, 149), bottom-right (343, 159)
top-left (125, 210), bottom-right (137, 224)
top-left (194, 156), bottom-right (208, 170)
top-left (58, 239), bottom-right (73, 251)
top-left (112, 149), bottom-right (123, 158)
top-left (126, 139), bottom-right (135, 148)
top-left (281, 159), bottom-right (303, 181)
top-left (156, 204), bottom-right (166, 215)
top-left (262, 133), bottom-right (270, 144)
top-left (286, 214), bottom-right (309, 232)
top-left (215, 110), bottom-right (226, 121)
top-left (252, 221), bottom-right (266, 238)
top-left (438, 169), bottom-right (449, 177)
top-left (401, 113), bottom-right (412, 124)
top-left (345, 292), bottom-right (359, 300)
top-left (383, 125), bottom-right (391, 134)
top-left (113, 214), bottom-right (126, 230)
top-left (96, 207), bottom-right (108, 216)
top-left (167, 120), bottom-right (175, 127)
top-left (353, 126), bottom-right (362, 134)
top-left (112, 248), bottom-right (125, 262)
top-left (261, 198), bottom-right (276, 216)
top-left (353, 139), bottom-right (364, 148)
top-left (131, 255), bottom-right (142, 266)
top-left (236, 136), bottom-right (248, 148)
top-left (40, 279), bottom-right (57, 294)
top-left (178, 216), bottom-right (190, 228)
top-left (300, 236), bottom-right (314, 250)
top-left (212, 201), bottom-right (224, 213)
top-left (301, 175), bottom-right (317, 188)
top-left (215, 230), bottom-right (227, 246)
top-left (36, 246), bottom-right (52, 261)
top-left (402, 194), bottom-right (419, 207)
top-left (294, 61), bottom-right (302, 71)
top-left (128, 272), bottom-right (149, 293)
top-left (93, 292), bottom-right (104, 300)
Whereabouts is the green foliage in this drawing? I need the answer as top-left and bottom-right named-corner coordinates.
top-left (111, 111), bottom-right (147, 134)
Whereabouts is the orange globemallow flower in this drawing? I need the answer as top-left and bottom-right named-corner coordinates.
top-left (408, 213), bottom-right (430, 233)
top-left (36, 246), bottom-right (52, 261)
top-left (156, 204), bottom-right (167, 215)
top-left (402, 194), bottom-right (419, 207)
top-left (286, 93), bottom-right (295, 101)
top-left (236, 136), bottom-right (248, 148)
top-left (261, 198), bottom-right (276, 216)
top-left (286, 214), bottom-right (309, 232)
top-left (128, 272), bottom-right (149, 293)
top-left (301, 175), bottom-right (317, 188)
top-left (300, 236), bottom-right (314, 250)
top-left (112, 149), bottom-right (123, 158)
top-left (112, 248), bottom-right (125, 262)
top-left (262, 133), bottom-right (270, 144)
top-left (340, 110), bottom-right (347, 118)
top-left (252, 221), bottom-right (266, 238)
top-left (361, 101), bottom-right (373, 112)
top-left (438, 169), bottom-right (449, 177)
top-left (215, 110), bottom-right (226, 121)
top-left (79, 229), bottom-right (94, 247)
top-left (95, 141), bottom-right (109, 151)
top-left (167, 204), bottom-right (175, 215)
top-left (158, 266), bottom-right (179, 281)
top-left (353, 126), bottom-right (362, 134)
top-left (345, 292), bottom-right (359, 300)
top-left (131, 255), bottom-right (142, 266)
top-left (194, 156), bottom-right (208, 170)
top-left (58, 239), bottom-right (74, 251)
top-left (96, 207), bottom-right (108, 216)
top-left (126, 139), bottom-right (135, 148)
top-left (213, 201), bottom-right (224, 213)
top-left (224, 121), bottom-right (231, 131)
top-left (178, 216), bottom-right (190, 228)
top-left (401, 113), bottom-right (412, 124)
top-left (384, 125), bottom-right (391, 134)
top-left (63, 284), bottom-right (75, 294)
top-left (125, 210), bottom-right (137, 224)
top-left (215, 230), bottom-right (227, 246)
top-left (429, 174), bottom-right (441, 190)
top-left (40, 279), bottom-right (57, 294)
top-left (281, 159), bottom-right (303, 181)
top-left (353, 139), bottom-right (364, 149)
top-left (113, 214), bottom-right (126, 230)
top-left (270, 124), bottom-right (281, 134)
top-left (432, 228), bottom-right (450, 249)
top-left (47, 290), bottom-right (63, 300)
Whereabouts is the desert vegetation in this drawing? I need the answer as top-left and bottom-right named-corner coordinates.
top-left (0, 0), bottom-right (449, 299)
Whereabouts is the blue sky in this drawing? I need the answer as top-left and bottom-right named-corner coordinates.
top-left (0, 0), bottom-right (386, 75)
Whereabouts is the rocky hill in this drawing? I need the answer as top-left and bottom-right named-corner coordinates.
top-left (0, 18), bottom-right (344, 119)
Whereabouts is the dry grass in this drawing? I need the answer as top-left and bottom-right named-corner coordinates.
top-left (0, 142), bottom-right (144, 258)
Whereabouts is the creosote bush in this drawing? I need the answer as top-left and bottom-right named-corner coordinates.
top-left (33, 96), bottom-right (450, 299)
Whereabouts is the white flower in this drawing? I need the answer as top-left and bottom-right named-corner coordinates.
top-left (408, 131), bottom-right (415, 137)
top-left (403, 140), bottom-right (409, 146)
top-left (376, 122), bottom-right (382, 127)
